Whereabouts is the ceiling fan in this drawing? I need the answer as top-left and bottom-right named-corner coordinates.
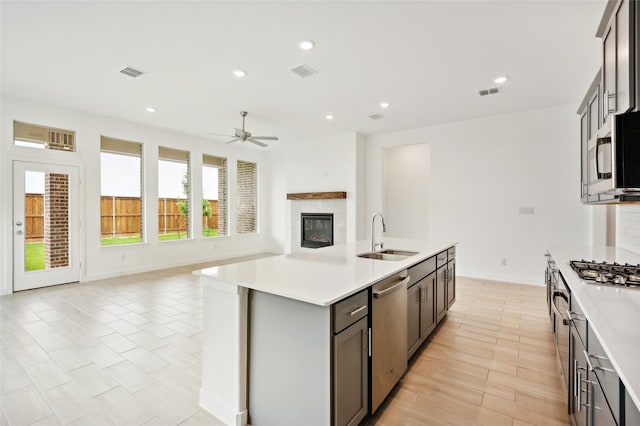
top-left (208, 111), bottom-right (278, 147)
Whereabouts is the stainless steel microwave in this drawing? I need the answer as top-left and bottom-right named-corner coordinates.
top-left (587, 111), bottom-right (640, 202)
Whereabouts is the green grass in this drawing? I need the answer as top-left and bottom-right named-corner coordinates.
top-left (202, 229), bottom-right (219, 237)
top-left (25, 242), bottom-right (45, 271)
top-left (101, 236), bottom-right (142, 246)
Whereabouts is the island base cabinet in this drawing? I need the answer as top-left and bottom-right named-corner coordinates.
top-left (407, 273), bottom-right (436, 359)
top-left (446, 259), bottom-right (456, 309)
top-left (333, 317), bottom-right (368, 426)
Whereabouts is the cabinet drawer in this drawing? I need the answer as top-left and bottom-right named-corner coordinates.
top-left (436, 250), bottom-right (448, 268)
top-left (587, 325), bottom-right (620, 424)
top-left (333, 290), bottom-right (368, 334)
top-left (447, 246), bottom-right (455, 259)
top-left (408, 256), bottom-right (436, 288)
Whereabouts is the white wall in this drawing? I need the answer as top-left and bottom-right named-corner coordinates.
top-left (617, 205), bottom-right (640, 254)
top-left (383, 144), bottom-right (430, 239)
top-left (280, 132), bottom-right (365, 252)
top-left (366, 104), bottom-right (591, 285)
top-left (0, 95), bottom-right (277, 294)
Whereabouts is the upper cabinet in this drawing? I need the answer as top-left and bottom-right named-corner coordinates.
top-left (598, 0), bottom-right (636, 120)
top-left (578, 71), bottom-right (601, 203)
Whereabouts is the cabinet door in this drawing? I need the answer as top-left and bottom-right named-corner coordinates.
top-left (436, 266), bottom-right (447, 324)
top-left (447, 260), bottom-right (456, 309)
top-left (580, 108), bottom-right (589, 200)
top-left (333, 317), bottom-right (368, 426)
top-left (615, 0), bottom-right (634, 114)
top-left (571, 328), bottom-right (588, 426)
top-left (407, 282), bottom-right (422, 357)
top-left (626, 390), bottom-right (640, 426)
top-left (590, 380), bottom-right (617, 426)
top-left (603, 24), bottom-right (616, 120)
top-left (421, 273), bottom-right (436, 339)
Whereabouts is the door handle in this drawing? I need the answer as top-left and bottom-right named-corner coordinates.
top-left (16, 221), bottom-right (23, 226)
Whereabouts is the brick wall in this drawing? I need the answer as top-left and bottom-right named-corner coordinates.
top-left (47, 129), bottom-right (74, 151)
top-left (217, 159), bottom-right (228, 235)
top-left (236, 160), bottom-right (256, 234)
top-left (44, 173), bottom-right (69, 268)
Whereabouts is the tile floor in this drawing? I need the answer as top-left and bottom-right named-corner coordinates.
top-left (2, 257), bottom-right (567, 426)
top-left (1, 254), bottom-right (272, 426)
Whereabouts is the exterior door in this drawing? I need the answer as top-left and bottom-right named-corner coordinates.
top-left (13, 161), bottom-right (80, 291)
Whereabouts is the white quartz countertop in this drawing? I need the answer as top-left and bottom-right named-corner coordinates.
top-left (195, 238), bottom-right (455, 307)
top-left (548, 244), bottom-right (640, 411)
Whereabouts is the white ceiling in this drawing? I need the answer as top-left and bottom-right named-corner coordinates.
top-left (1, 1), bottom-right (606, 146)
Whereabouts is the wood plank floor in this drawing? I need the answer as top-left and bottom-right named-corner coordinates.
top-left (369, 276), bottom-right (569, 426)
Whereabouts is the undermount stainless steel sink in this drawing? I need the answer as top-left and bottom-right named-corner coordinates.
top-left (357, 249), bottom-right (419, 261)
top-left (379, 249), bottom-right (419, 256)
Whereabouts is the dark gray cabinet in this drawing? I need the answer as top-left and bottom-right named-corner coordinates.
top-left (578, 71), bottom-right (601, 203)
top-left (446, 259), bottom-right (456, 309)
top-left (626, 390), bottom-right (640, 426)
top-left (407, 272), bottom-right (436, 358)
top-left (599, 0), bottom-right (636, 120)
top-left (332, 290), bottom-right (369, 426)
top-left (436, 265), bottom-right (447, 324)
top-left (333, 316), bottom-right (368, 426)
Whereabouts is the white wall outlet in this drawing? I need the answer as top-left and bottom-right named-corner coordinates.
top-left (518, 206), bottom-right (534, 215)
top-left (500, 257), bottom-right (507, 266)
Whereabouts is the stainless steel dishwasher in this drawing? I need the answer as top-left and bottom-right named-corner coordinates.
top-left (371, 270), bottom-right (409, 413)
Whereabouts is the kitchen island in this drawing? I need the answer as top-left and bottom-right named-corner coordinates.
top-left (194, 238), bottom-right (456, 426)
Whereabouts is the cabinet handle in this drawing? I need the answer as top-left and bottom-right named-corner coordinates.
top-left (368, 328), bottom-right (372, 357)
top-left (573, 359), bottom-right (579, 398)
top-left (584, 350), bottom-right (615, 373)
top-left (604, 90), bottom-right (616, 115)
top-left (420, 286), bottom-right (425, 303)
top-left (577, 370), bottom-right (583, 411)
top-left (348, 305), bottom-right (367, 317)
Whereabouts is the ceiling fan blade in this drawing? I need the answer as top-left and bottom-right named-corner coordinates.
top-left (249, 139), bottom-right (268, 148)
top-left (251, 136), bottom-right (279, 141)
top-left (207, 132), bottom-right (235, 137)
top-left (225, 138), bottom-right (241, 144)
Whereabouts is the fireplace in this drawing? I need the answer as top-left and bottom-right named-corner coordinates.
top-left (301, 213), bottom-right (334, 248)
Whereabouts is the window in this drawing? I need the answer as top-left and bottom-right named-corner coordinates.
top-left (14, 121), bottom-right (75, 151)
top-left (202, 154), bottom-right (227, 237)
top-left (236, 160), bottom-right (257, 234)
top-left (158, 147), bottom-right (190, 240)
top-left (100, 137), bottom-right (143, 245)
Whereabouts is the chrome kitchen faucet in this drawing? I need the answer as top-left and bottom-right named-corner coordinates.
top-left (371, 212), bottom-right (387, 252)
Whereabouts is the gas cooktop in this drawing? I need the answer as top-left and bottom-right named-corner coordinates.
top-left (569, 260), bottom-right (640, 288)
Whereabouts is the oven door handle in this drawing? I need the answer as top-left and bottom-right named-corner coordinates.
top-left (551, 291), bottom-right (570, 326)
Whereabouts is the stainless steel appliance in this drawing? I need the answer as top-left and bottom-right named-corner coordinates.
top-left (569, 259), bottom-right (640, 288)
top-left (371, 270), bottom-right (409, 413)
top-left (550, 270), bottom-right (571, 393)
top-left (586, 111), bottom-right (640, 203)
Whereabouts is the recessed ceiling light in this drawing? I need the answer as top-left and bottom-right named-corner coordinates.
top-left (146, 107), bottom-right (156, 113)
top-left (233, 69), bottom-right (246, 78)
top-left (380, 102), bottom-right (390, 109)
top-left (299, 40), bottom-right (315, 50)
top-left (325, 114), bottom-right (334, 120)
top-left (494, 76), bottom-right (508, 84)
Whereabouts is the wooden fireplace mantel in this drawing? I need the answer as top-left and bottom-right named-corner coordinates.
top-left (286, 191), bottom-right (347, 200)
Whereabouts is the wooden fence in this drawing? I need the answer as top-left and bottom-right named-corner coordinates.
top-left (24, 194), bottom-right (218, 240)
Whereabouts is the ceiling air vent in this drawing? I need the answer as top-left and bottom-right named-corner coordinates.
top-left (368, 114), bottom-right (384, 120)
top-left (120, 66), bottom-right (144, 78)
top-left (290, 64), bottom-right (317, 78)
top-left (478, 87), bottom-right (502, 96)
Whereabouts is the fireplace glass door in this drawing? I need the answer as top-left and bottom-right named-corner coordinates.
top-left (301, 213), bottom-right (333, 248)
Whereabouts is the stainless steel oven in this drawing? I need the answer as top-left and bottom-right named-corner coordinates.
top-left (550, 270), bottom-right (570, 393)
